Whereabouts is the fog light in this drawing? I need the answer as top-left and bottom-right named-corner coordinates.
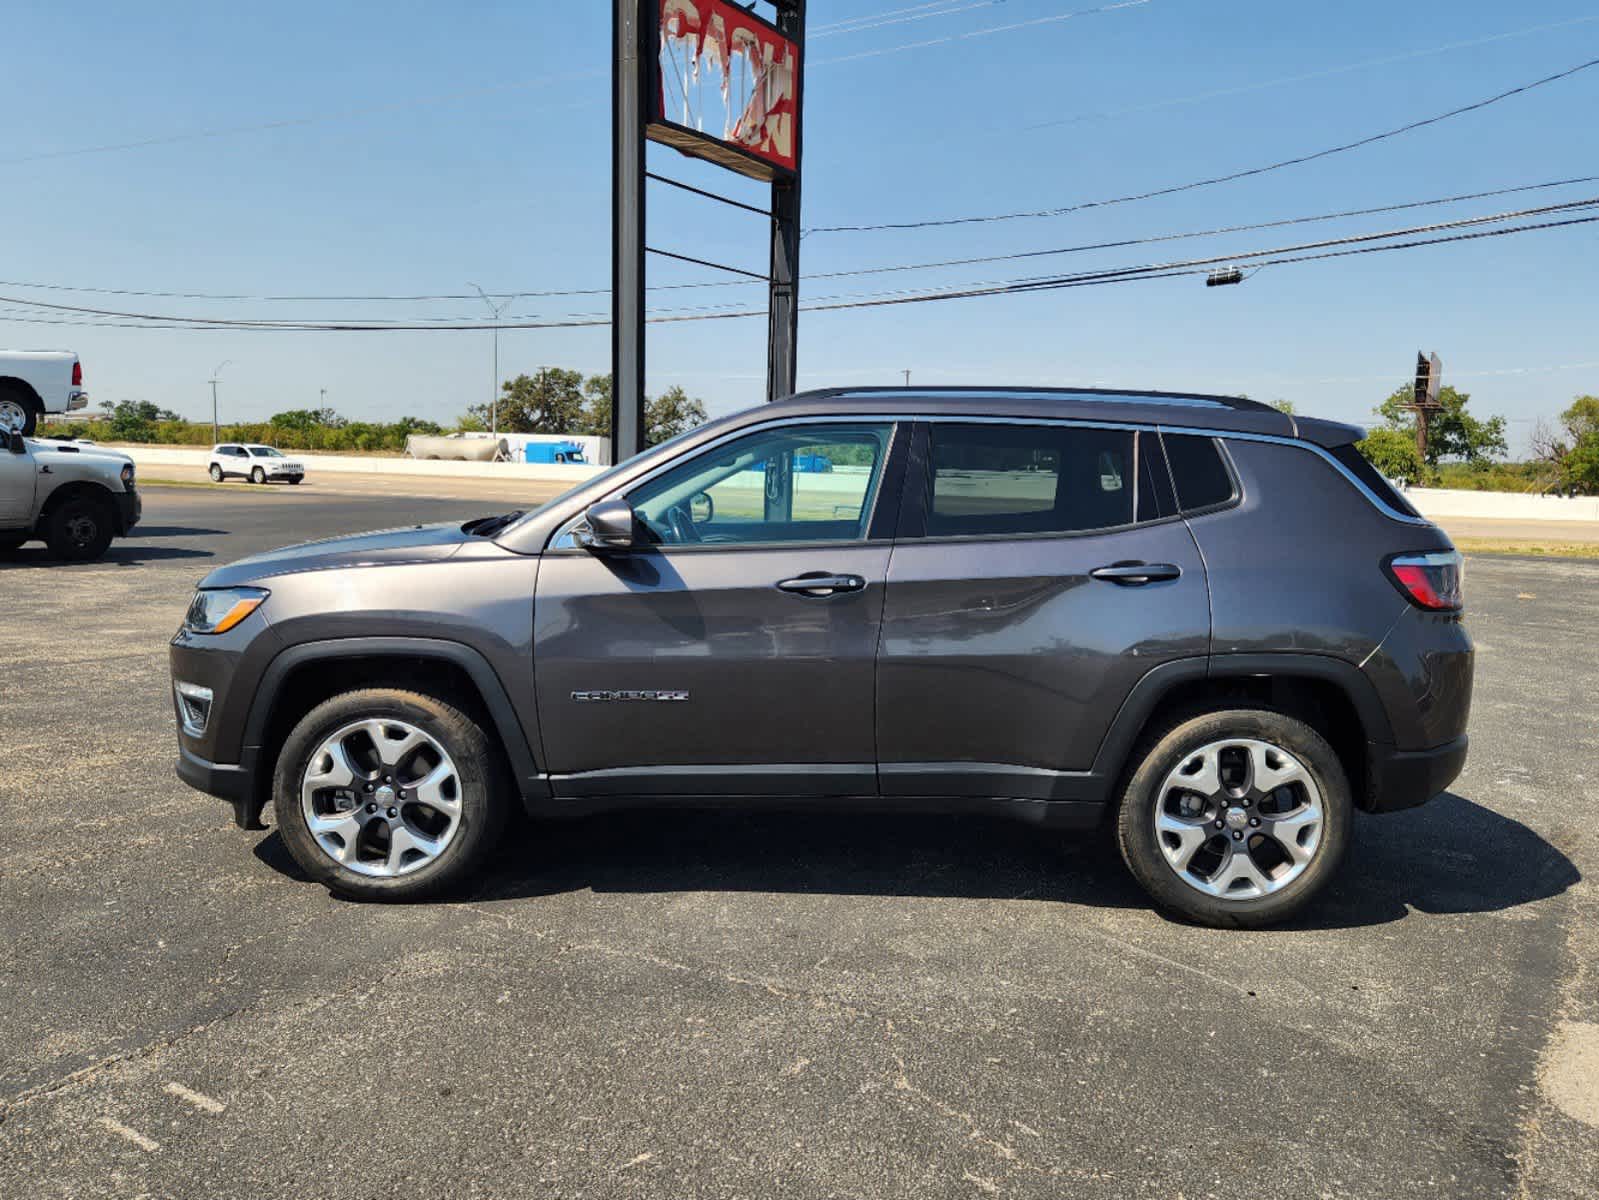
top-left (175, 681), bottom-right (213, 736)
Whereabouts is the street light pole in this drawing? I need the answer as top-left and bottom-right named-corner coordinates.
top-left (209, 360), bottom-right (231, 442)
top-left (468, 284), bottom-right (519, 441)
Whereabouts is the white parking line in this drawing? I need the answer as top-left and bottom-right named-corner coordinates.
top-left (97, 1116), bottom-right (159, 1152)
top-left (163, 1081), bottom-right (225, 1114)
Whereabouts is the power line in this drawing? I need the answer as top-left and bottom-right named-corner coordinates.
top-left (2, 171), bottom-right (1593, 304)
top-left (1023, 13), bottom-right (1599, 131)
top-left (811, 0), bottom-right (1150, 67)
top-left (0, 72), bottom-right (605, 167)
top-left (3, 202), bottom-right (1594, 332)
top-left (806, 55), bottom-right (1599, 233)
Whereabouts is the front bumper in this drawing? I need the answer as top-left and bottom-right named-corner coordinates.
top-left (1365, 734), bottom-right (1468, 813)
top-left (116, 488), bottom-right (141, 534)
top-left (176, 743), bottom-right (265, 829)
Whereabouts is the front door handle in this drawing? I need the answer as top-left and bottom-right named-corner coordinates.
top-left (776, 572), bottom-right (866, 598)
top-left (1090, 561), bottom-right (1181, 586)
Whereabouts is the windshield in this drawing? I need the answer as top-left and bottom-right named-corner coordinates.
top-left (248, 446), bottom-right (284, 457)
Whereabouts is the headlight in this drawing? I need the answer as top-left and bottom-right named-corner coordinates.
top-left (120, 463), bottom-right (135, 487)
top-left (184, 587), bottom-right (269, 635)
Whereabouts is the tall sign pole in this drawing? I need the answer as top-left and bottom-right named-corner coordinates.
top-left (612, 0), bottom-right (649, 463)
top-left (767, 0), bottom-right (806, 404)
top-left (615, 1), bottom-right (804, 460)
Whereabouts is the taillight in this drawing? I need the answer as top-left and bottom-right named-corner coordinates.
top-left (71, 360), bottom-right (82, 386)
top-left (1385, 550), bottom-right (1463, 612)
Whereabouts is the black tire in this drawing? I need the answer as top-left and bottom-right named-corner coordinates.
top-left (250, 466), bottom-right (266, 484)
top-left (273, 688), bottom-right (510, 902)
top-left (288, 476), bottom-right (302, 485)
top-left (1115, 707), bottom-right (1352, 929)
top-left (0, 386), bottom-right (40, 437)
top-left (43, 494), bottom-right (115, 561)
top-left (209, 463), bottom-right (224, 482)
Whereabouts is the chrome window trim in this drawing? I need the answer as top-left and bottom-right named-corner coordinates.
top-left (549, 410), bottom-right (1429, 547)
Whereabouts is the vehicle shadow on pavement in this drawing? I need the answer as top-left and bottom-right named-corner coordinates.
top-left (130, 525), bottom-right (227, 538)
top-left (1288, 790), bottom-right (1580, 930)
top-left (250, 791), bottom-right (1578, 925)
top-left (0, 544), bottom-right (213, 568)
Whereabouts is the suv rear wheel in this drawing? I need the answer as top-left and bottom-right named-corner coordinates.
top-left (1116, 708), bottom-right (1352, 928)
top-left (274, 688), bottom-right (509, 901)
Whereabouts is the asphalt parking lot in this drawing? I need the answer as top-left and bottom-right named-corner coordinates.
top-left (1, 483), bottom-right (1596, 1199)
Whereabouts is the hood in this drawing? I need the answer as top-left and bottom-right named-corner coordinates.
top-left (27, 439), bottom-right (133, 467)
top-left (200, 522), bottom-right (475, 587)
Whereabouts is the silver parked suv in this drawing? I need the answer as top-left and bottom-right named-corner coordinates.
top-left (170, 389), bottom-right (1472, 927)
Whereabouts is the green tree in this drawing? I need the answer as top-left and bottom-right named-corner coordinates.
top-left (1357, 426), bottom-right (1427, 484)
top-left (575, 375), bottom-right (708, 445)
top-left (646, 385), bottom-right (708, 445)
top-left (1374, 384), bottom-right (1507, 465)
top-left (1268, 398), bottom-right (1296, 415)
top-left (472, 368), bottom-right (588, 434)
top-left (576, 374), bottom-right (613, 438)
top-left (99, 399), bottom-right (182, 441)
top-left (270, 407), bottom-right (345, 433)
top-left (1536, 395), bottom-right (1599, 492)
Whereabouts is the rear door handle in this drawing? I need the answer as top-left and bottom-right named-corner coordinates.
top-left (776, 573), bottom-right (866, 598)
top-left (1090, 562), bottom-right (1181, 586)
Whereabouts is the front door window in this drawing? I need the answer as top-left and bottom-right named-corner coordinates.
top-left (626, 422), bottom-right (894, 546)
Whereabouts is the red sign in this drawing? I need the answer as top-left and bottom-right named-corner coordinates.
top-left (652, 0), bottom-right (800, 180)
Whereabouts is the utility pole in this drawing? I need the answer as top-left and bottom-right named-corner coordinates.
top-left (469, 284), bottom-right (519, 441)
top-left (319, 387), bottom-right (327, 410)
top-left (209, 360), bottom-right (231, 442)
top-left (902, 370), bottom-right (911, 387)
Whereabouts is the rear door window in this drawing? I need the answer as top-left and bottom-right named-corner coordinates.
top-left (923, 423), bottom-right (1136, 537)
top-left (1161, 433), bottom-right (1237, 512)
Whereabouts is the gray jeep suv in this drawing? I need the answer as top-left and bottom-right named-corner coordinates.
top-left (170, 388), bottom-right (1472, 927)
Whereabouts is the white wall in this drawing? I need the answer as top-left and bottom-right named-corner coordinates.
top-left (1405, 488), bottom-right (1599, 524)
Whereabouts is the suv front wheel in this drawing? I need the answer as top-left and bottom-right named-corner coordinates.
top-left (274, 688), bottom-right (509, 901)
top-left (1116, 708), bottom-right (1352, 928)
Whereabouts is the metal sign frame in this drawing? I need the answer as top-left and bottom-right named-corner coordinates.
top-left (612, 0), bottom-right (806, 463)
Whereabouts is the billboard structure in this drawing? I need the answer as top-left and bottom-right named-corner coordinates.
top-left (613, 0), bottom-right (806, 461)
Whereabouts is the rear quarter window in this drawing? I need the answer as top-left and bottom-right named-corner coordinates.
top-left (1329, 444), bottom-right (1422, 518)
top-left (1161, 434), bottom-right (1237, 512)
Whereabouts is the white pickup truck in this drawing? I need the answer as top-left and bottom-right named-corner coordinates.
top-left (0, 350), bottom-right (89, 436)
top-left (0, 430), bottom-right (140, 560)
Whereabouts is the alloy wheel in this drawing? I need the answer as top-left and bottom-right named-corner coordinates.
top-left (300, 718), bottom-right (464, 878)
top-left (0, 398), bottom-right (26, 433)
top-left (1153, 738), bottom-right (1325, 900)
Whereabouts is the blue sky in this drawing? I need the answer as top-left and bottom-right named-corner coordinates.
top-left (2, 0), bottom-right (1596, 452)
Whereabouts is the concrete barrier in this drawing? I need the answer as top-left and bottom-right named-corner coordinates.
top-left (117, 444), bottom-right (1598, 525)
top-left (1406, 488), bottom-right (1599, 524)
top-left (123, 445), bottom-right (604, 486)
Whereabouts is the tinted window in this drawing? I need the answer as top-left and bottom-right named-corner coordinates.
top-left (628, 422), bottom-right (893, 546)
top-left (1331, 444), bottom-right (1421, 518)
top-left (1162, 434), bottom-right (1236, 511)
top-left (924, 424), bottom-right (1135, 537)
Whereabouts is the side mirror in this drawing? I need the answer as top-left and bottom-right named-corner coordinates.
top-left (577, 498), bottom-right (637, 551)
top-left (4, 432), bottom-right (24, 455)
top-left (689, 490), bottom-right (714, 524)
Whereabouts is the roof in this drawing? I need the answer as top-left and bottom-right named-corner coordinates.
top-left (774, 386), bottom-right (1364, 447)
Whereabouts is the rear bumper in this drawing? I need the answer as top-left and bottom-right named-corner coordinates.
top-left (1365, 734), bottom-right (1468, 813)
top-left (66, 390), bottom-right (88, 412)
top-left (176, 743), bottom-right (265, 830)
